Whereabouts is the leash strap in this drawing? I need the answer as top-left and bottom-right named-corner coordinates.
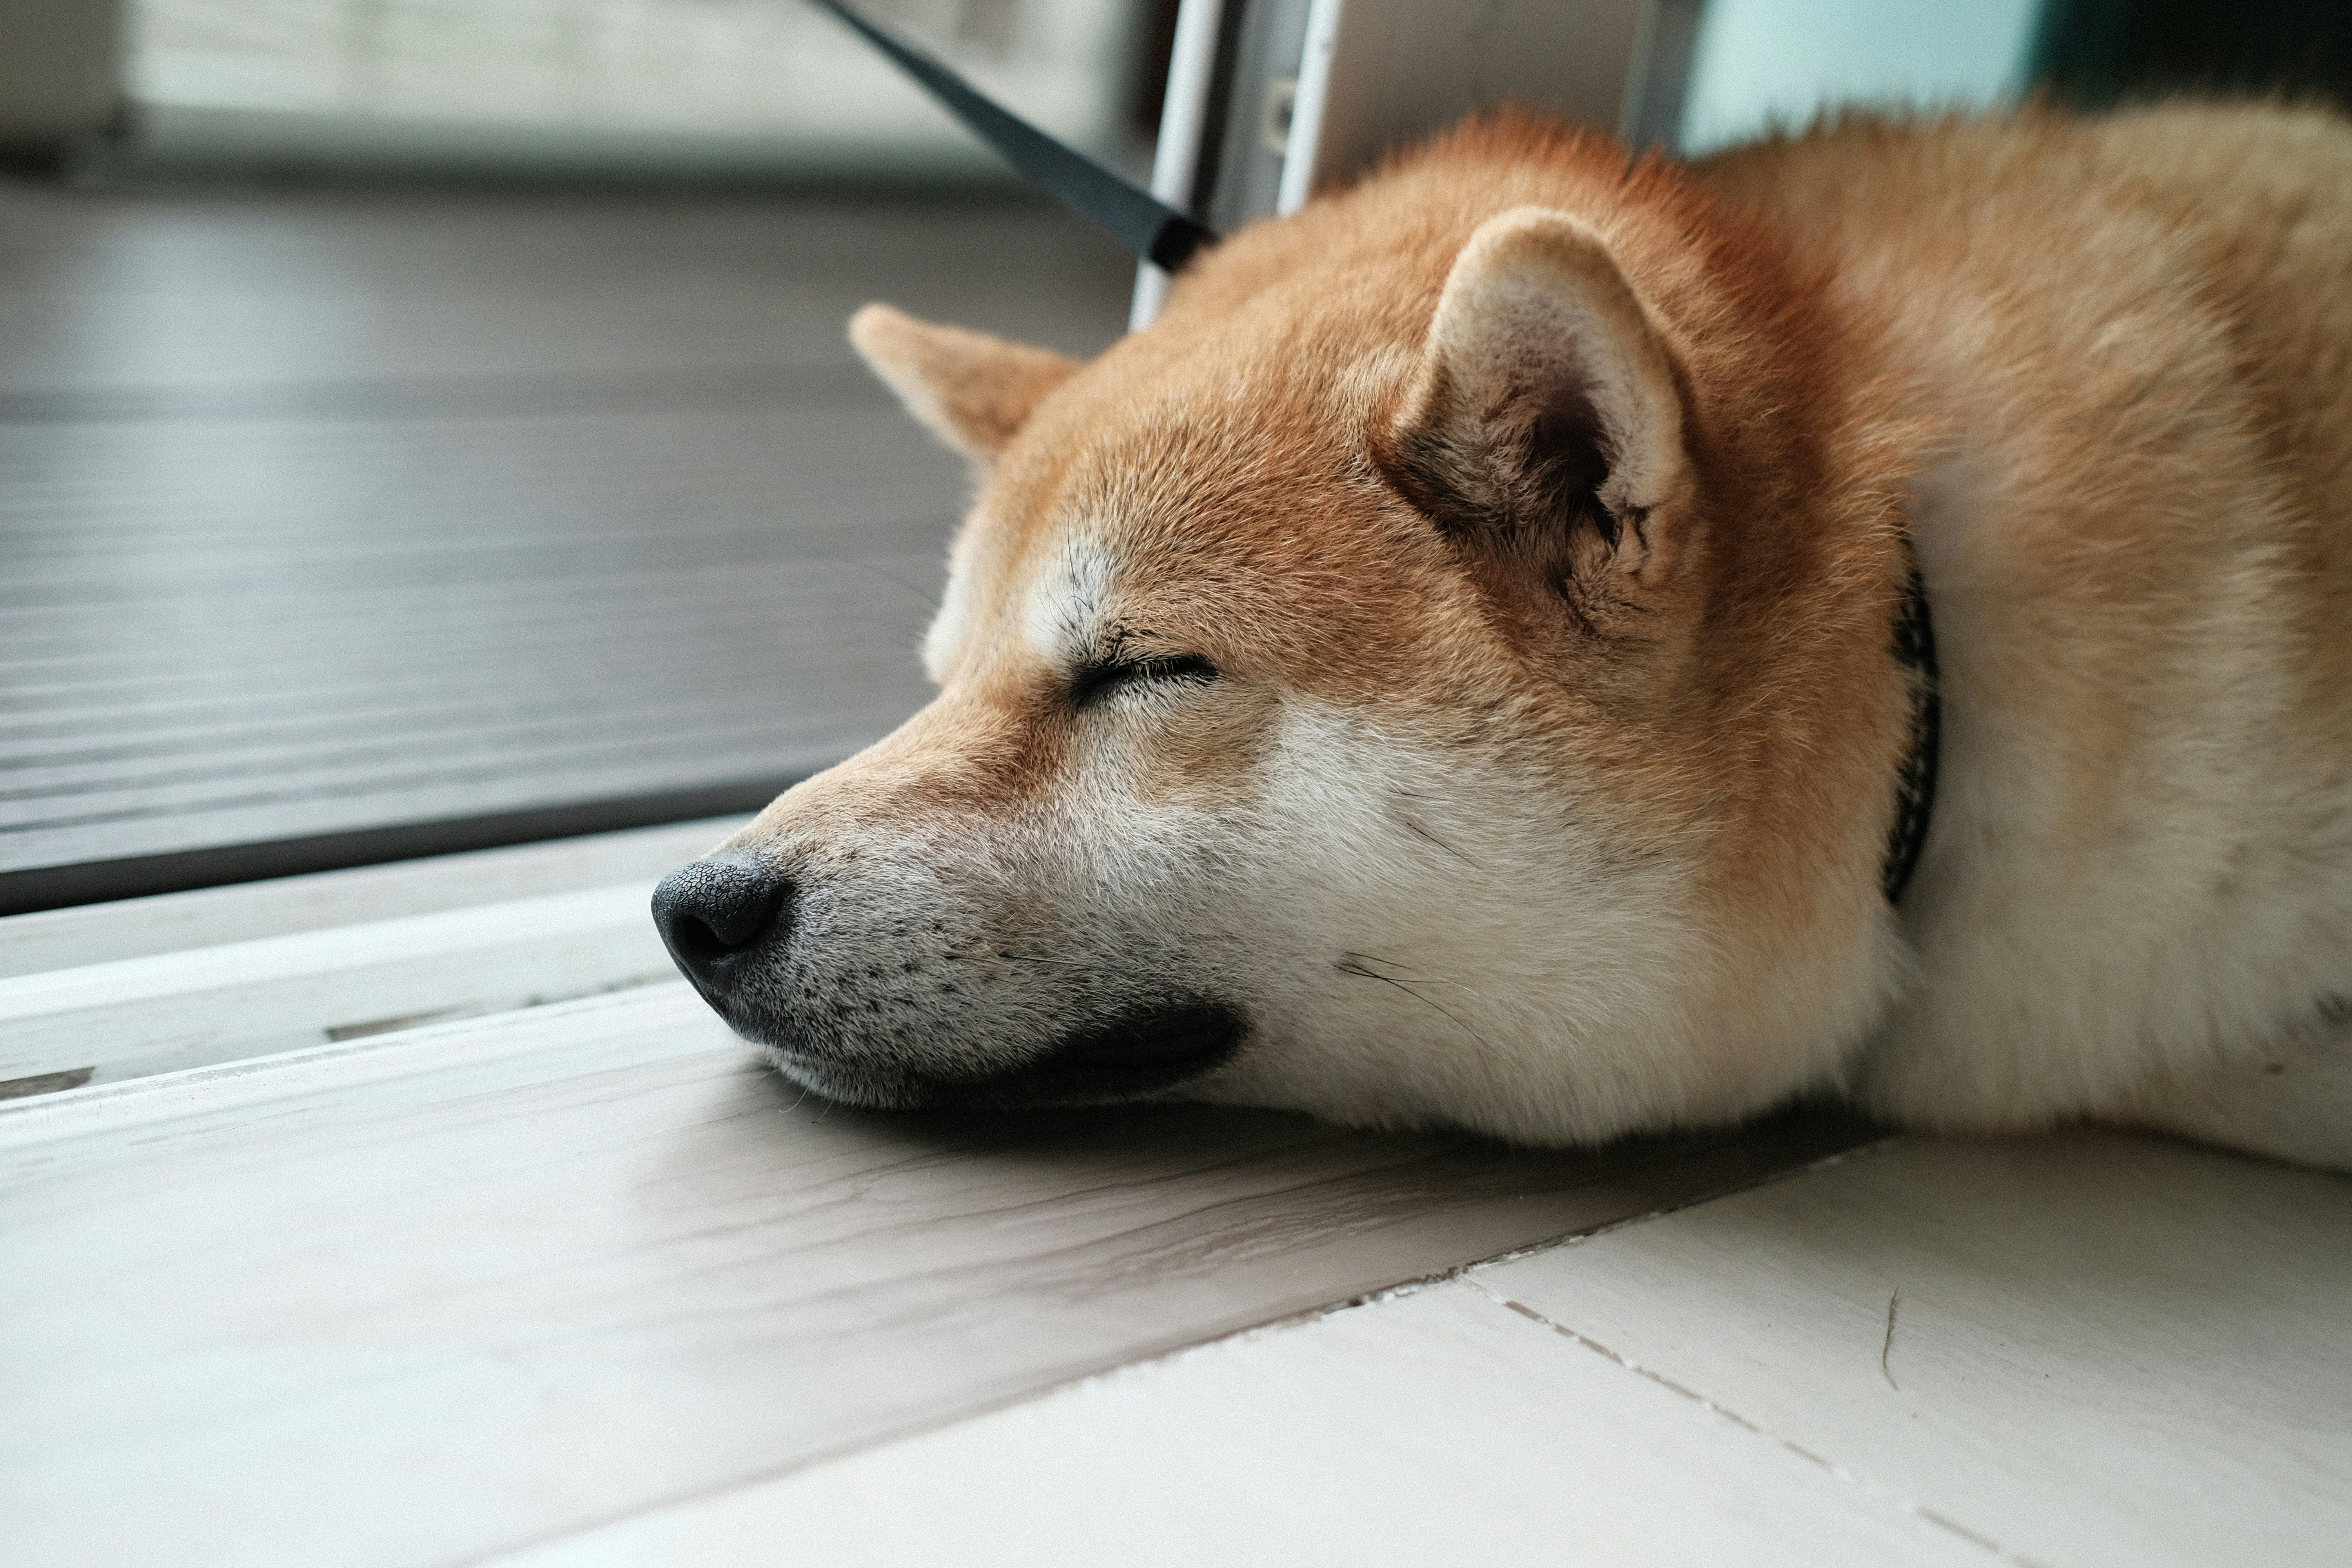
top-left (808, 0), bottom-right (1218, 270)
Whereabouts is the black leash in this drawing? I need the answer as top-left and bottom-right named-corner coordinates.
top-left (806, 0), bottom-right (1217, 271)
top-left (814, 0), bottom-right (1939, 909)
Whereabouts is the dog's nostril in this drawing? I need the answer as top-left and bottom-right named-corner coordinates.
top-left (651, 857), bottom-right (791, 976)
top-left (670, 913), bottom-right (735, 965)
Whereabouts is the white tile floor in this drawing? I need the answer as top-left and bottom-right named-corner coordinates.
top-left (5, 828), bottom-right (2346, 1568)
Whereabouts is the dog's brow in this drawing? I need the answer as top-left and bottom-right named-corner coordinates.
top-left (1022, 535), bottom-right (1118, 669)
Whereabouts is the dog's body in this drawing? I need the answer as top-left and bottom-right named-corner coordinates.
top-left (1712, 108), bottom-right (2352, 1167)
top-left (653, 103), bottom-right (2352, 1169)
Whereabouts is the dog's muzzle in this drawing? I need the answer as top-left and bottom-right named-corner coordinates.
top-left (652, 856), bottom-right (1246, 1109)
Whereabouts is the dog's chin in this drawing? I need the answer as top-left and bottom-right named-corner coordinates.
top-left (760, 1001), bottom-right (1250, 1112)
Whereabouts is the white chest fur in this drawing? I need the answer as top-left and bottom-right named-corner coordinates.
top-left (1849, 454), bottom-right (2352, 1165)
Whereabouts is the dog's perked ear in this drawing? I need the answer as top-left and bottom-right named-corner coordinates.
top-left (1382, 207), bottom-right (1693, 620)
top-left (849, 303), bottom-right (1082, 464)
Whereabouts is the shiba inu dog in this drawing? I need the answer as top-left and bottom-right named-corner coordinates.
top-left (653, 103), bottom-right (2352, 1169)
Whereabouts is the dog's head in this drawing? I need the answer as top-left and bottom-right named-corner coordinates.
top-left (654, 120), bottom-right (1917, 1143)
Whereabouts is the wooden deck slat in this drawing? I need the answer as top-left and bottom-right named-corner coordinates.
top-left (0, 989), bottom-right (1873, 1568)
top-left (515, 1134), bottom-right (2352, 1568)
top-left (0, 817), bottom-right (742, 978)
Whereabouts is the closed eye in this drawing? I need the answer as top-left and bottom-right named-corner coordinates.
top-left (1070, 653), bottom-right (1219, 708)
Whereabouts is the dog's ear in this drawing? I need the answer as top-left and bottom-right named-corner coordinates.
top-left (849, 303), bottom-right (1081, 464)
top-left (1383, 207), bottom-right (1690, 613)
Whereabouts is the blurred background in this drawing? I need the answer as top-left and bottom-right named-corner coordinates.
top-left (91, 0), bottom-right (1159, 180)
top-left (2, 0), bottom-right (2346, 917)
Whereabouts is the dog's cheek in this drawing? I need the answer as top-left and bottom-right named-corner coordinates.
top-left (1167, 700), bottom-right (1724, 1141)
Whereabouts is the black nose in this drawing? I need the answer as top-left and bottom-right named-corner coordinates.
top-left (651, 857), bottom-right (791, 982)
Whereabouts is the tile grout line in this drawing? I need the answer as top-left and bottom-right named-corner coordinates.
top-left (1466, 1280), bottom-right (2050, 1568)
top-left (458, 1126), bottom-right (1899, 1567)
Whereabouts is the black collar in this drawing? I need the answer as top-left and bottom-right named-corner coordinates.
top-left (1882, 557), bottom-right (1941, 906)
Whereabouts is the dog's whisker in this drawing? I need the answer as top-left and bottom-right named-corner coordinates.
top-left (943, 951), bottom-right (1102, 970)
top-left (1336, 953), bottom-right (1501, 1051)
top-left (1397, 814), bottom-right (1481, 869)
top-left (1341, 951), bottom-right (1486, 995)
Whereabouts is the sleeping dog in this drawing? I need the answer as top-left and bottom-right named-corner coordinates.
top-left (653, 103), bottom-right (2352, 1169)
